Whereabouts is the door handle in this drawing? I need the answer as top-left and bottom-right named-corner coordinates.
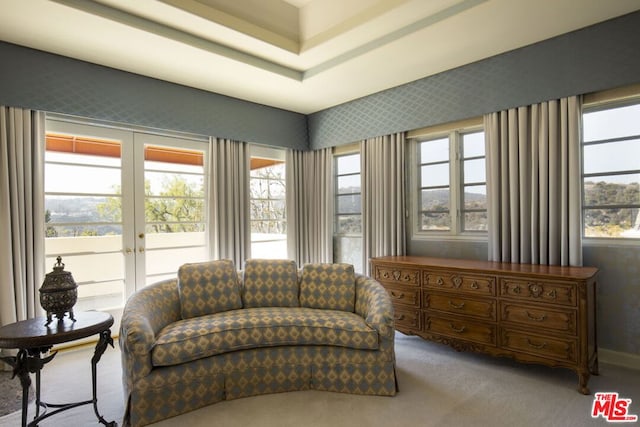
top-left (138, 247), bottom-right (145, 253)
top-left (138, 233), bottom-right (145, 239)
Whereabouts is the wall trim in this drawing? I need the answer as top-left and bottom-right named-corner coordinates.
top-left (599, 348), bottom-right (640, 371)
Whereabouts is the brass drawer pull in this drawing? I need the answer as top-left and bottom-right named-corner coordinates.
top-left (394, 314), bottom-right (405, 321)
top-left (526, 311), bottom-right (547, 322)
top-left (389, 291), bottom-right (405, 299)
top-left (449, 323), bottom-right (466, 333)
top-left (526, 338), bottom-right (547, 349)
top-left (448, 300), bottom-right (465, 309)
top-left (436, 277), bottom-right (444, 285)
top-left (470, 281), bottom-right (479, 290)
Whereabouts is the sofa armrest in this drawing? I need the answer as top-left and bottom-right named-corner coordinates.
top-left (119, 279), bottom-right (181, 385)
top-left (354, 274), bottom-right (395, 341)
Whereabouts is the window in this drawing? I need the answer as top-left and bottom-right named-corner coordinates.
top-left (460, 132), bottom-right (488, 231)
top-left (137, 133), bottom-right (208, 286)
top-left (418, 136), bottom-right (451, 230)
top-left (582, 101), bottom-right (640, 239)
top-left (250, 147), bottom-right (287, 258)
top-left (45, 118), bottom-right (209, 315)
top-left (334, 153), bottom-right (363, 273)
top-left (414, 127), bottom-right (486, 237)
top-left (45, 130), bottom-right (126, 312)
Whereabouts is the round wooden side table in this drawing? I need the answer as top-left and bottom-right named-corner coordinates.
top-left (0, 311), bottom-right (116, 427)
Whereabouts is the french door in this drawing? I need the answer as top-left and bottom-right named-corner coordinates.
top-left (44, 118), bottom-right (209, 320)
top-left (131, 133), bottom-right (208, 291)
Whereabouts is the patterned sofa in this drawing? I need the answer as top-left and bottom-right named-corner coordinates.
top-left (119, 259), bottom-right (397, 426)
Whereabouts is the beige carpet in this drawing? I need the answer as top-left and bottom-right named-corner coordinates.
top-left (1, 333), bottom-right (639, 426)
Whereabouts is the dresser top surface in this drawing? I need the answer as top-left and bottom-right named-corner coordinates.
top-left (371, 256), bottom-right (598, 280)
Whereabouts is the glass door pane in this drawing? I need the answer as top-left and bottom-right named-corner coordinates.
top-left (44, 121), bottom-right (134, 314)
top-left (134, 133), bottom-right (209, 287)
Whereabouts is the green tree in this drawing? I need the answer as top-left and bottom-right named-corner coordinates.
top-left (45, 209), bottom-right (58, 238)
top-left (145, 176), bottom-right (204, 233)
top-left (250, 164), bottom-right (285, 234)
top-left (584, 180), bottom-right (640, 237)
top-left (96, 175), bottom-right (204, 234)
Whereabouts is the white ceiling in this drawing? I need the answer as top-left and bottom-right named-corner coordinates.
top-left (1, 0), bottom-right (639, 114)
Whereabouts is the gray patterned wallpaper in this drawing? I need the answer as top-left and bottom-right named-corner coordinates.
top-left (0, 42), bottom-right (308, 150)
top-left (309, 10), bottom-right (640, 149)
top-left (584, 245), bottom-right (640, 356)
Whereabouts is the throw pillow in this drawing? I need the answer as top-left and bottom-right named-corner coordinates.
top-left (242, 259), bottom-right (299, 308)
top-left (300, 263), bottom-right (355, 312)
top-left (178, 259), bottom-right (242, 319)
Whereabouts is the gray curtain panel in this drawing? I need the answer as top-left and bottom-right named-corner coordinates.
top-left (484, 96), bottom-right (582, 266)
top-left (209, 137), bottom-right (250, 267)
top-left (361, 133), bottom-right (407, 275)
top-left (286, 148), bottom-right (334, 265)
top-left (0, 106), bottom-right (45, 327)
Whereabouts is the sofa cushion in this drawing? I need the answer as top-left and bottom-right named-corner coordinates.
top-left (299, 263), bottom-right (356, 312)
top-left (242, 259), bottom-right (299, 308)
top-left (151, 307), bottom-right (379, 367)
top-left (178, 259), bottom-right (242, 319)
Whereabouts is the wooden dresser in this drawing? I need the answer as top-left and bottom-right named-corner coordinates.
top-left (370, 256), bottom-right (599, 394)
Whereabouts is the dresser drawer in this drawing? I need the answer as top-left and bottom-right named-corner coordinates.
top-left (393, 306), bottom-right (421, 330)
top-left (381, 284), bottom-right (421, 308)
top-left (499, 278), bottom-right (576, 306)
top-left (500, 302), bottom-right (576, 335)
top-left (423, 271), bottom-right (495, 296)
top-left (424, 313), bottom-right (496, 346)
top-left (424, 293), bottom-right (496, 321)
top-left (500, 328), bottom-right (577, 363)
top-left (374, 265), bottom-right (420, 287)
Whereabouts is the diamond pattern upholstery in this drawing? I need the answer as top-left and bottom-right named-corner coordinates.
top-left (151, 307), bottom-right (378, 366)
top-left (120, 263), bottom-right (396, 427)
top-left (300, 263), bottom-right (356, 312)
top-left (178, 259), bottom-right (242, 319)
top-left (242, 259), bottom-right (299, 308)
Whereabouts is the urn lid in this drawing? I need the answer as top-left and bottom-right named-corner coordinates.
top-left (40, 256), bottom-right (77, 293)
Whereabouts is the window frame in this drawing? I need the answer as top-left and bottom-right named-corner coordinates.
top-left (333, 149), bottom-right (364, 273)
top-left (459, 130), bottom-right (488, 233)
top-left (249, 145), bottom-right (287, 259)
top-left (581, 96), bottom-right (640, 245)
top-left (334, 152), bottom-right (362, 238)
top-left (411, 123), bottom-right (486, 241)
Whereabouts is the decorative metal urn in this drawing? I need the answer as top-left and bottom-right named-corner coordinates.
top-left (39, 256), bottom-right (78, 326)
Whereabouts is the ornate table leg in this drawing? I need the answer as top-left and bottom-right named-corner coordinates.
top-left (91, 329), bottom-right (116, 426)
top-left (0, 347), bottom-right (55, 427)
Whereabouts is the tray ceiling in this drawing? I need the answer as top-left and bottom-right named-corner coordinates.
top-left (1, 0), bottom-right (639, 113)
